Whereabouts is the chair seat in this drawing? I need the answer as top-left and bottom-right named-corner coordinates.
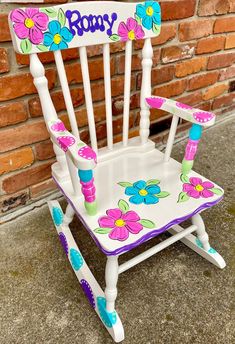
top-left (53, 140), bottom-right (223, 256)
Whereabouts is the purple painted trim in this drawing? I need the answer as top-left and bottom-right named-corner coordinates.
top-left (52, 176), bottom-right (223, 256)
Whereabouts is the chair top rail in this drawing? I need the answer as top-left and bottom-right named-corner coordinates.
top-left (8, 1), bottom-right (161, 55)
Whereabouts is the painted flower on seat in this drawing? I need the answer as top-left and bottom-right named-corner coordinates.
top-left (43, 20), bottom-right (73, 51)
top-left (136, 1), bottom-right (161, 30)
top-left (10, 8), bottom-right (49, 44)
top-left (178, 174), bottom-right (224, 202)
top-left (94, 200), bottom-right (155, 241)
top-left (118, 18), bottom-right (145, 41)
top-left (125, 180), bottom-right (160, 205)
top-left (118, 179), bottom-right (170, 205)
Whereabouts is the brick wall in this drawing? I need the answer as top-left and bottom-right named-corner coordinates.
top-left (0, 0), bottom-right (235, 218)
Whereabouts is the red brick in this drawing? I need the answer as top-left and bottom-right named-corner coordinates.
top-left (212, 93), bottom-right (235, 109)
top-left (188, 71), bottom-right (219, 91)
top-left (225, 34), bottom-right (235, 49)
top-left (30, 178), bottom-right (57, 199)
top-left (0, 48), bottom-right (9, 73)
top-left (35, 140), bottom-right (55, 161)
top-left (0, 70), bottom-right (56, 101)
top-left (2, 162), bottom-right (53, 194)
top-left (0, 121), bottom-right (49, 153)
top-left (207, 52), bottom-right (235, 70)
top-left (196, 102), bottom-right (211, 112)
top-left (112, 93), bottom-right (140, 116)
top-left (153, 79), bottom-right (187, 98)
top-left (0, 147), bottom-right (34, 175)
top-left (203, 83), bottom-right (228, 100)
top-left (16, 48), bottom-right (79, 66)
top-left (161, 44), bottom-right (195, 64)
top-left (198, 0), bottom-right (230, 16)
top-left (0, 14), bottom-right (11, 42)
top-left (135, 24), bottom-right (176, 49)
top-left (160, 0), bottom-right (196, 20)
top-left (152, 65), bottom-right (175, 86)
top-left (29, 87), bottom-right (84, 117)
top-left (118, 50), bottom-right (160, 74)
top-left (179, 19), bottom-right (214, 41)
top-left (177, 91), bottom-right (203, 106)
top-left (214, 17), bottom-right (235, 34)
top-left (196, 36), bottom-right (225, 54)
top-left (230, 0), bottom-right (235, 12)
top-left (0, 102), bottom-right (28, 128)
top-left (0, 190), bottom-right (29, 214)
top-left (219, 66), bottom-right (235, 81)
top-left (65, 57), bottom-right (115, 84)
top-left (175, 57), bottom-right (207, 78)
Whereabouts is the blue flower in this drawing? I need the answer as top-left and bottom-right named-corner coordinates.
top-left (43, 20), bottom-right (73, 51)
top-left (125, 180), bottom-right (161, 205)
top-left (136, 1), bottom-right (161, 30)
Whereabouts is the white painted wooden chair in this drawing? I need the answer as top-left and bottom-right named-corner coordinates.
top-left (9, 1), bottom-right (226, 341)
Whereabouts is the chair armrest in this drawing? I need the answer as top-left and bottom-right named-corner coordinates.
top-left (146, 97), bottom-right (216, 127)
top-left (48, 119), bottom-right (97, 170)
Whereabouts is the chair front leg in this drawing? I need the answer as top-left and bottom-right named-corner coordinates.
top-left (105, 256), bottom-right (119, 312)
top-left (192, 213), bottom-right (210, 251)
top-left (78, 169), bottom-right (97, 216)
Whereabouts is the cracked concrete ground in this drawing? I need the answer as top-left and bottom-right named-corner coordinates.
top-left (0, 117), bottom-right (234, 344)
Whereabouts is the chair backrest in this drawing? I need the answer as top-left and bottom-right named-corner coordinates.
top-left (9, 1), bottom-right (161, 154)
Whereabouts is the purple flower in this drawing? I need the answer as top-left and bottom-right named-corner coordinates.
top-left (183, 177), bottom-right (214, 199)
top-left (10, 8), bottom-right (49, 45)
top-left (98, 208), bottom-right (143, 241)
top-left (118, 18), bottom-right (144, 41)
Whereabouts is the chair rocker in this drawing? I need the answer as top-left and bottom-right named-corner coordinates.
top-left (9, 1), bottom-right (226, 342)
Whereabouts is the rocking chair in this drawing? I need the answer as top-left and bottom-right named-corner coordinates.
top-left (9, 1), bottom-right (226, 342)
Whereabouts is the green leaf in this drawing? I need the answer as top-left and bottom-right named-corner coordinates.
top-left (40, 8), bottom-right (57, 18)
top-left (156, 191), bottom-right (170, 198)
top-left (134, 13), bottom-right (141, 25)
top-left (152, 23), bottom-right (161, 35)
top-left (177, 192), bottom-right (190, 203)
top-left (109, 34), bottom-right (120, 42)
top-left (94, 227), bottom-right (112, 234)
top-left (58, 8), bottom-right (66, 27)
top-left (210, 188), bottom-right (224, 196)
top-left (180, 174), bottom-right (190, 184)
top-left (146, 179), bottom-right (160, 185)
top-left (118, 199), bottom-right (129, 213)
top-left (139, 219), bottom-right (155, 229)
top-left (36, 44), bottom-right (48, 52)
top-left (20, 39), bottom-right (32, 54)
top-left (118, 182), bottom-right (133, 187)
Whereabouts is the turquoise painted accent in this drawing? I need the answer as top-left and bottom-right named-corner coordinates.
top-left (196, 238), bottom-right (216, 254)
top-left (85, 200), bottom-right (97, 216)
top-left (189, 124), bottom-right (202, 140)
top-left (52, 207), bottom-right (63, 226)
top-left (97, 297), bottom-right (117, 328)
top-left (78, 169), bottom-right (93, 182)
top-left (70, 248), bottom-right (84, 270)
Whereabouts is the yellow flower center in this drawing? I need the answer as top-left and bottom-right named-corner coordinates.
top-left (115, 219), bottom-right (126, 227)
top-left (195, 184), bottom-right (204, 191)
top-left (53, 34), bottom-right (62, 45)
top-left (146, 6), bottom-right (154, 16)
top-left (139, 189), bottom-right (148, 196)
top-left (128, 30), bottom-right (135, 40)
top-left (24, 18), bottom-right (34, 29)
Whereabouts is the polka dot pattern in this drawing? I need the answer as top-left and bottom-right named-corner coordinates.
top-left (80, 279), bottom-right (95, 308)
top-left (70, 248), bottom-right (83, 271)
top-left (59, 232), bottom-right (68, 256)
top-left (196, 238), bottom-right (216, 254)
top-left (52, 207), bottom-right (63, 226)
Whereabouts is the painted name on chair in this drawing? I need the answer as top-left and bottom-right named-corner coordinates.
top-left (9, 1), bottom-right (161, 54)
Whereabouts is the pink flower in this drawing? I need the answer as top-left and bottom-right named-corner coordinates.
top-left (118, 18), bottom-right (145, 42)
top-left (183, 177), bottom-right (214, 199)
top-left (10, 8), bottom-right (49, 45)
top-left (98, 208), bottom-right (143, 241)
